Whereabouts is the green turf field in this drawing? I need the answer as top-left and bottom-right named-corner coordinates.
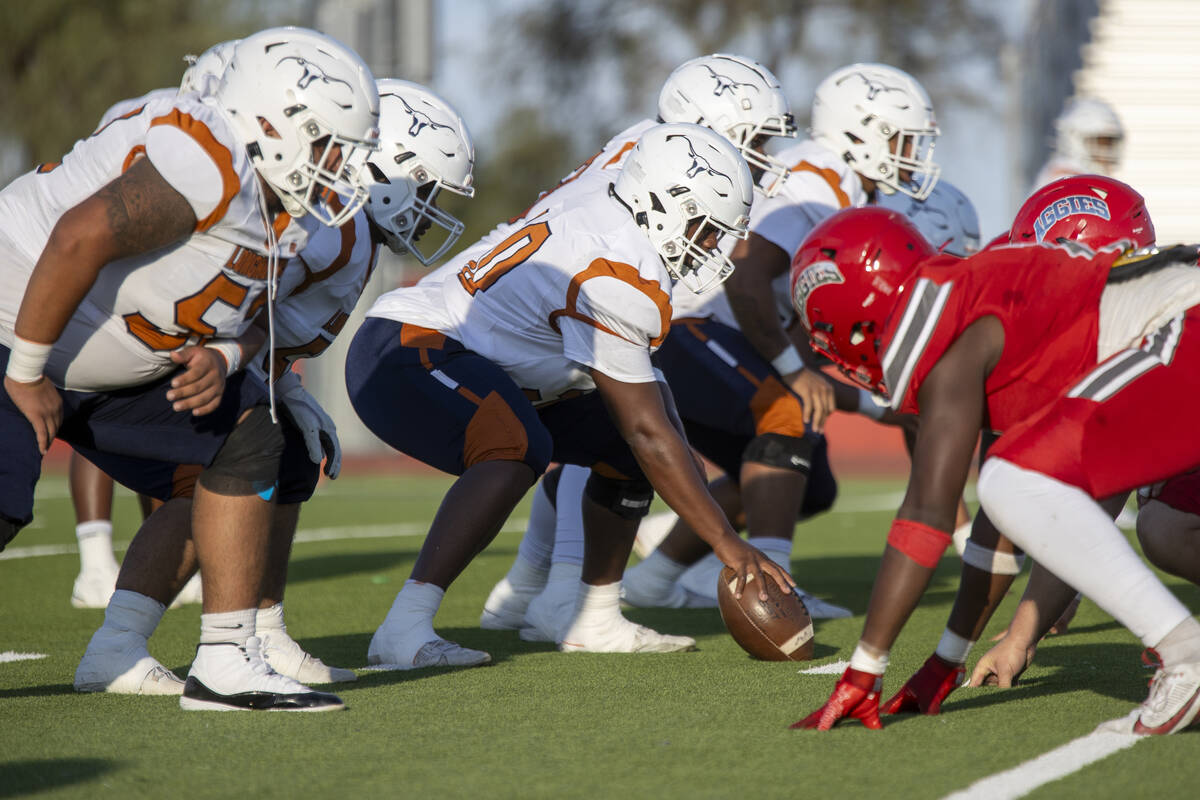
top-left (2, 473), bottom-right (1198, 799)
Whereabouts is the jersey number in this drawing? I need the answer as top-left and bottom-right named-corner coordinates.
top-left (124, 273), bottom-right (256, 350)
top-left (457, 222), bottom-right (551, 295)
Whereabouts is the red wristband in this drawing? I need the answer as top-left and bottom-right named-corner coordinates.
top-left (887, 518), bottom-right (952, 568)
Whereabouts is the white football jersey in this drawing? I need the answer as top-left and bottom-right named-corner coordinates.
top-left (368, 186), bottom-right (673, 404)
top-left (671, 138), bottom-right (870, 329)
top-left (263, 208), bottom-right (380, 378)
top-left (0, 91), bottom-right (308, 391)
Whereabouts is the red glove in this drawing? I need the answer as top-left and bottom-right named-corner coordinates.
top-left (791, 667), bottom-right (883, 730)
top-left (880, 653), bottom-right (965, 716)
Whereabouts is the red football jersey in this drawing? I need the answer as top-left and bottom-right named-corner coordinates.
top-left (881, 242), bottom-right (1118, 432)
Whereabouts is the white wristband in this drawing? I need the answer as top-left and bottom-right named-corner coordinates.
top-left (205, 341), bottom-right (243, 374)
top-left (5, 336), bottom-right (53, 383)
top-left (856, 387), bottom-right (887, 420)
top-left (770, 344), bottom-right (804, 376)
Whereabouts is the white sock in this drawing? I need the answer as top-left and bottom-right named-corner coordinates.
top-left (200, 608), bottom-right (256, 647)
top-left (573, 582), bottom-right (623, 627)
top-left (255, 602), bottom-right (286, 634)
top-left (934, 628), bottom-right (975, 665)
top-left (380, 580), bottom-right (443, 644)
top-left (747, 536), bottom-right (792, 570)
top-left (504, 553), bottom-right (550, 592)
top-left (516, 479), bottom-right (557, 569)
top-left (849, 642), bottom-right (890, 675)
top-left (103, 589), bottom-right (165, 639)
top-left (550, 465), bottom-right (588, 567)
top-left (1155, 617), bottom-right (1200, 668)
top-left (76, 520), bottom-right (116, 572)
top-left (979, 459), bottom-right (1192, 647)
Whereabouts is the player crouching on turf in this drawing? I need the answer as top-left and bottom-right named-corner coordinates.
top-left (788, 203), bottom-right (1200, 734)
top-left (73, 79), bottom-right (475, 696)
top-left (347, 123), bottom-right (794, 670)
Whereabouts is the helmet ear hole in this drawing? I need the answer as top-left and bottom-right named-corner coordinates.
top-left (849, 322), bottom-right (868, 346)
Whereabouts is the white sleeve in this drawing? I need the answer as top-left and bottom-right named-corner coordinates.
top-left (144, 112), bottom-right (237, 227)
top-left (559, 269), bottom-right (669, 383)
top-left (749, 174), bottom-right (843, 259)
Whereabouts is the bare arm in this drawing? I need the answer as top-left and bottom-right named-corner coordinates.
top-left (5, 157), bottom-right (196, 450)
top-left (591, 368), bottom-right (793, 598)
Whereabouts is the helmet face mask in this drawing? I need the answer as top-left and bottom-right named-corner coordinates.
top-left (612, 123), bottom-right (754, 294)
top-left (366, 79), bottom-right (475, 265)
top-left (658, 54), bottom-right (797, 197)
top-left (790, 207), bottom-right (936, 396)
top-left (810, 63), bottom-right (941, 200)
top-left (1010, 174), bottom-right (1154, 252)
top-left (1054, 97), bottom-right (1125, 173)
top-left (215, 27), bottom-right (381, 227)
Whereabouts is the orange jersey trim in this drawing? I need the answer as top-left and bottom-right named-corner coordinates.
top-left (548, 258), bottom-right (672, 347)
top-left (789, 160), bottom-right (851, 209)
top-left (149, 108), bottom-right (239, 232)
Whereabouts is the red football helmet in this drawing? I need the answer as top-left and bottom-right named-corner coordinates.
top-left (790, 207), bottom-right (935, 396)
top-left (1009, 174), bottom-right (1154, 251)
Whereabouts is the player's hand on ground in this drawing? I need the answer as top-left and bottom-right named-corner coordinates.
top-left (168, 345), bottom-right (228, 415)
top-left (967, 634), bottom-right (1037, 688)
top-left (712, 537), bottom-right (794, 601)
top-left (791, 667), bottom-right (883, 730)
top-left (880, 653), bottom-right (965, 715)
top-left (5, 375), bottom-right (62, 454)
top-left (782, 368), bottom-right (834, 433)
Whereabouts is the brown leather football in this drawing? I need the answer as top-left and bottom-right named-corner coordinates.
top-left (717, 566), bottom-right (814, 661)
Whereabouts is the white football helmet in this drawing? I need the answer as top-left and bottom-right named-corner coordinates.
top-left (878, 179), bottom-right (980, 257)
top-left (658, 54), bottom-right (797, 197)
top-left (810, 63), bottom-right (940, 200)
top-left (1053, 97), bottom-right (1124, 173)
top-left (612, 122), bottom-right (753, 293)
top-left (214, 27), bottom-right (380, 227)
top-left (366, 79), bottom-right (475, 265)
top-left (180, 40), bottom-right (238, 96)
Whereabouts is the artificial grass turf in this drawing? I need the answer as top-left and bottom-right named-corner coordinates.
top-left (2, 474), bottom-right (1199, 798)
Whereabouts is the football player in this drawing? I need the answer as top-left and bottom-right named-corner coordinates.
top-left (0, 27), bottom-right (379, 711)
top-left (622, 62), bottom-right (940, 616)
top-left (788, 197), bottom-right (1200, 734)
top-left (1034, 97), bottom-right (1124, 187)
top-left (64, 42), bottom-right (238, 611)
top-left (73, 79), bottom-right (475, 692)
top-left (348, 123), bottom-right (795, 669)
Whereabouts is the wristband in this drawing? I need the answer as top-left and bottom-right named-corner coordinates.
top-left (5, 336), bottom-right (53, 383)
top-left (856, 387), bottom-right (887, 420)
top-left (770, 344), bottom-right (804, 375)
top-left (205, 341), bottom-right (243, 374)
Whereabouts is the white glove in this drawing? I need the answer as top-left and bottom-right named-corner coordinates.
top-left (275, 370), bottom-right (341, 479)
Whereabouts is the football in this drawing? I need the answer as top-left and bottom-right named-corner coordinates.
top-left (716, 567), bottom-right (815, 661)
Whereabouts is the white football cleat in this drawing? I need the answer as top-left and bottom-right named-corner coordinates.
top-left (1132, 651), bottom-right (1200, 735)
top-left (71, 566), bottom-right (120, 609)
top-left (795, 589), bottom-right (853, 620)
top-left (169, 573), bottom-right (203, 609)
top-left (632, 511), bottom-right (679, 559)
top-left (181, 637), bottom-right (344, 711)
top-left (480, 576), bottom-right (542, 631)
top-left (367, 633), bottom-right (491, 670)
top-left (74, 628), bottom-right (184, 695)
top-left (258, 629), bottom-right (356, 684)
top-left (560, 616), bottom-right (697, 653)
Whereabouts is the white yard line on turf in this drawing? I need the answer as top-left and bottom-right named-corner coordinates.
top-left (0, 652), bottom-right (47, 663)
top-left (799, 660), bottom-right (850, 675)
top-left (941, 713), bottom-right (1144, 800)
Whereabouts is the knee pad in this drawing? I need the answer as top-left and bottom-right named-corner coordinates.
top-left (742, 433), bottom-right (815, 475)
top-left (197, 405), bottom-right (285, 497)
top-left (961, 539), bottom-right (1026, 576)
top-left (0, 514), bottom-right (22, 552)
top-left (584, 472), bottom-right (654, 520)
top-left (541, 464), bottom-right (565, 510)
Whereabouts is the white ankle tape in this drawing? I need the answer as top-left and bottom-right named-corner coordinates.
top-left (961, 539), bottom-right (1025, 575)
